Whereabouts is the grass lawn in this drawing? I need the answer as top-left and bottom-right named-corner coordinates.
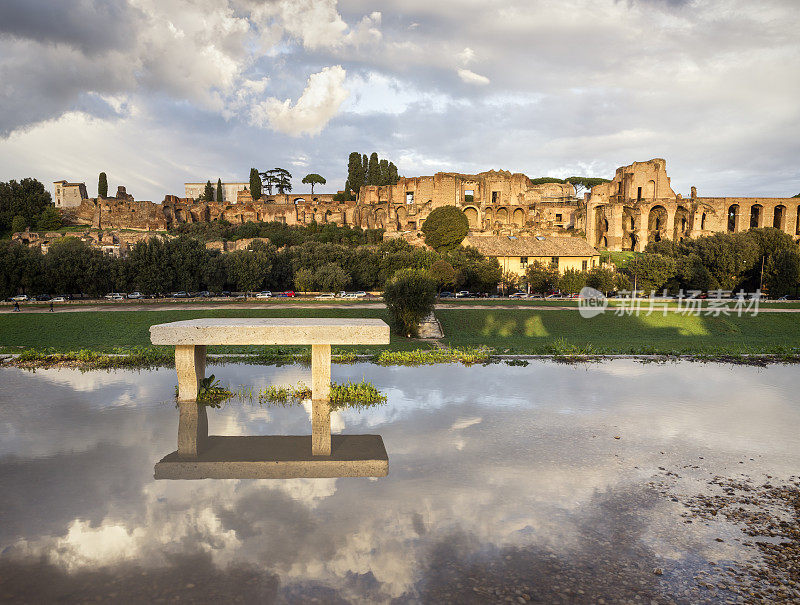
top-left (2, 307), bottom-right (800, 356)
top-left (0, 308), bottom-right (426, 354)
top-left (437, 308), bottom-right (800, 354)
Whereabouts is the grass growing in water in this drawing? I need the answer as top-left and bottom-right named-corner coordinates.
top-left (196, 374), bottom-right (234, 406)
top-left (13, 346), bottom-right (172, 369)
top-left (376, 347), bottom-right (492, 366)
top-left (250, 380), bottom-right (386, 410)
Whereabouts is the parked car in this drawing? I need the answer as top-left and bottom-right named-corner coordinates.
top-left (104, 293), bottom-right (124, 301)
top-left (509, 292), bottom-right (528, 299)
top-left (315, 293), bottom-right (335, 300)
top-left (127, 292), bottom-right (142, 299)
top-left (171, 291), bottom-right (189, 298)
top-left (221, 291), bottom-right (232, 297)
top-left (455, 291), bottom-right (471, 298)
top-left (283, 290), bottom-right (296, 297)
top-left (255, 291), bottom-right (272, 299)
top-left (34, 294), bottom-right (51, 301)
top-left (10, 294), bottom-right (28, 302)
top-left (438, 291), bottom-right (454, 298)
top-left (353, 291), bottom-right (367, 298)
top-left (51, 296), bottom-right (66, 303)
top-left (335, 291), bottom-right (347, 298)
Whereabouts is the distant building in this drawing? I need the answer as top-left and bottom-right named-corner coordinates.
top-left (53, 180), bottom-right (88, 208)
top-left (463, 235), bottom-right (600, 277)
top-left (185, 181), bottom-right (249, 202)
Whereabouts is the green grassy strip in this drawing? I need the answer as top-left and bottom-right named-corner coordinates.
top-left (3, 307), bottom-right (800, 359)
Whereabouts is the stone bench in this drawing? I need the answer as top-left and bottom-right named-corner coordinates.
top-left (149, 318), bottom-right (390, 478)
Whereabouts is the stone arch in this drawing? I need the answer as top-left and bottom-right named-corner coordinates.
top-left (643, 180), bottom-right (656, 201)
top-left (773, 204), bottom-right (786, 230)
top-left (294, 197), bottom-right (306, 204)
top-left (648, 205), bottom-right (668, 243)
top-left (622, 206), bottom-right (636, 251)
top-left (600, 236), bottom-right (608, 248)
top-left (495, 207), bottom-right (509, 224)
top-left (701, 212), bottom-right (707, 230)
top-left (750, 203), bottom-right (763, 229)
top-left (512, 207), bottom-right (525, 227)
top-left (594, 205), bottom-right (609, 247)
top-left (324, 210), bottom-right (332, 223)
top-left (375, 209), bottom-right (386, 229)
top-left (395, 205), bottom-right (408, 229)
top-left (463, 206), bottom-right (479, 229)
top-left (728, 204), bottom-right (739, 232)
top-left (673, 205), bottom-right (690, 241)
top-left (484, 208), bottom-right (493, 228)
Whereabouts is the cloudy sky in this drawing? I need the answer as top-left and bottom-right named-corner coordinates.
top-left (0, 0), bottom-right (798, 201)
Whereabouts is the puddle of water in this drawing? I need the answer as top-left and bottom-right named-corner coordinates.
top-left (0, 360), bottom-right (798, 603)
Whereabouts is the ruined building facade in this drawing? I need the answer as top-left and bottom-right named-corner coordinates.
top-left (52, 160), bottom-right (799, 252)
top-left (587, 159), bottom-right (800, 251)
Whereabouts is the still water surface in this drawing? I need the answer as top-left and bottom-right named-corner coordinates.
top-left (1, 361), bottom-right (798, 603)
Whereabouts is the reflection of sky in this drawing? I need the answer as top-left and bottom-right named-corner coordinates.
top-left (1, 361), bottom-right (799, 602)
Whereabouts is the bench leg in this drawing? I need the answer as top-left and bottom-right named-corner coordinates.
top-left (175, 344), bottom-right (206, 401)
top-left (177, 400), bottom-right (208, 458)
top-left (311, 344), bottom-right (331, 456)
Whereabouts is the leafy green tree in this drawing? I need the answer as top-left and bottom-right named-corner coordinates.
top-left (367, 152), bottom-right (380, 185)
top-left (624, 253), bottom-right (676, 293)
top-left (443, 245), bottom-right (502, 292)
top-left (203, 181), bottom-right (214, 202)
top-left (378, 159), bottom-right (390, 186)
top-left (0, 240), bottom-right (44, 297)
top-left (422, 206), bottom-right (470, 251)
top-left (315, 262), bottom-right (351, 292)
top-left (11, 215), bottom-right (26, 233)
top-left (301, 173), bottom-right (326, 194)
top-left (586, 266), bottom-right (616, 295)
top-left (293, 267), bottom-right (316, 292)
top-left (0, 178), bottom-right (52, 233)
top-left (565, 176), bottom-right (611, 196)
top-left (764, 248), bottom-right (800, 297)
top-left (383, 268), bottom-right (437, 337)
top-left (526, 261), bottom-right (559, 294)
top-left (216, 179), bottom-right (223, 202)
top-left (224, 240), bottom-right (275, 292)
top-left (529, 177), bottom-right (566, 185)
top-left (428, 259), bottom-right (457, 292)
top-left (249, 168), bottom-right (262, 201)
top-left (388, 162), bottom-right (399, 185)
top-left (261, 168), bottom-right (292, 194)
top-left (98, 172), bottom-right (108, 198)
top-left (36, 206), bottom-right (62, 231)
top-left (558, 268), bottom-right (587, 294)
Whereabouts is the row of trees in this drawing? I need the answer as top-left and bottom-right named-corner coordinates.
top-left (0, 233), bottom-right (502, 298)
top-left (341, 152), bottom-right (399, 200)
top-left (169, 219), bottom-right (385, 247)
top-left (523, 264), bottom-right (626, 296)
top-left (0, 178), bottom-right (61, 235)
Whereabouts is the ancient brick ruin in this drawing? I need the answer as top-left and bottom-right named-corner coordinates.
top-left (49, 160), bottom-right (800, 253)
top-left (587, 159), bottom-right (800, 251)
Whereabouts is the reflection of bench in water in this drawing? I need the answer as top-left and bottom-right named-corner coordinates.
top-left (149, 318), bottom-right (390, 479)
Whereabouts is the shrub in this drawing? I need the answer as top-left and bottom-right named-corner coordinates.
top-left (383, 268), bottom-right (437, 337)
top-left (421, 206), bottom-right (469, 251)
top-left (558, 268), bottom-right (587, 294)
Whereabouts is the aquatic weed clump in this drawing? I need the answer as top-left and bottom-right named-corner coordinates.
top-left (13, 346), bottom-right (173, 369)
top-left (329, 380), bottom-right (387, 410)
top-left (254, 380), bottom-right (387, 410)
top-left (375, 347), bottom-right (492, 366)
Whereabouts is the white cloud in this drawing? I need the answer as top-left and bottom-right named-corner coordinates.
top-left (251, 65), bottom-right (349, 136)
top-left (457, 67), bottom-right (490, 85)
top-left (457, 47), bottom-right (475, 64)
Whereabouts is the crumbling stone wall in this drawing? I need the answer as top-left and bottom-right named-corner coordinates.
top-left (586, 159), bottom-right (800, 251)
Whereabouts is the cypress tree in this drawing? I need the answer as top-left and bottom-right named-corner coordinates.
top-left (378, 159), bottom-right (389, 186)
top-left (388, 162), bottom-right (399, 185)
top-left (368, 153), bottom-right (379, 186)
top-left (249, 168), bottom-right (261, 201)
top-left (98, 172), bottom-right (108, 198)
top-left (216, 178), bottom-right (223, 202)
top-left (203, 181), bottom-right (214, 202)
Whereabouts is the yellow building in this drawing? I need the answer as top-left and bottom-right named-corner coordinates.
top-left (463, 235), bottom-right (600, 277)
